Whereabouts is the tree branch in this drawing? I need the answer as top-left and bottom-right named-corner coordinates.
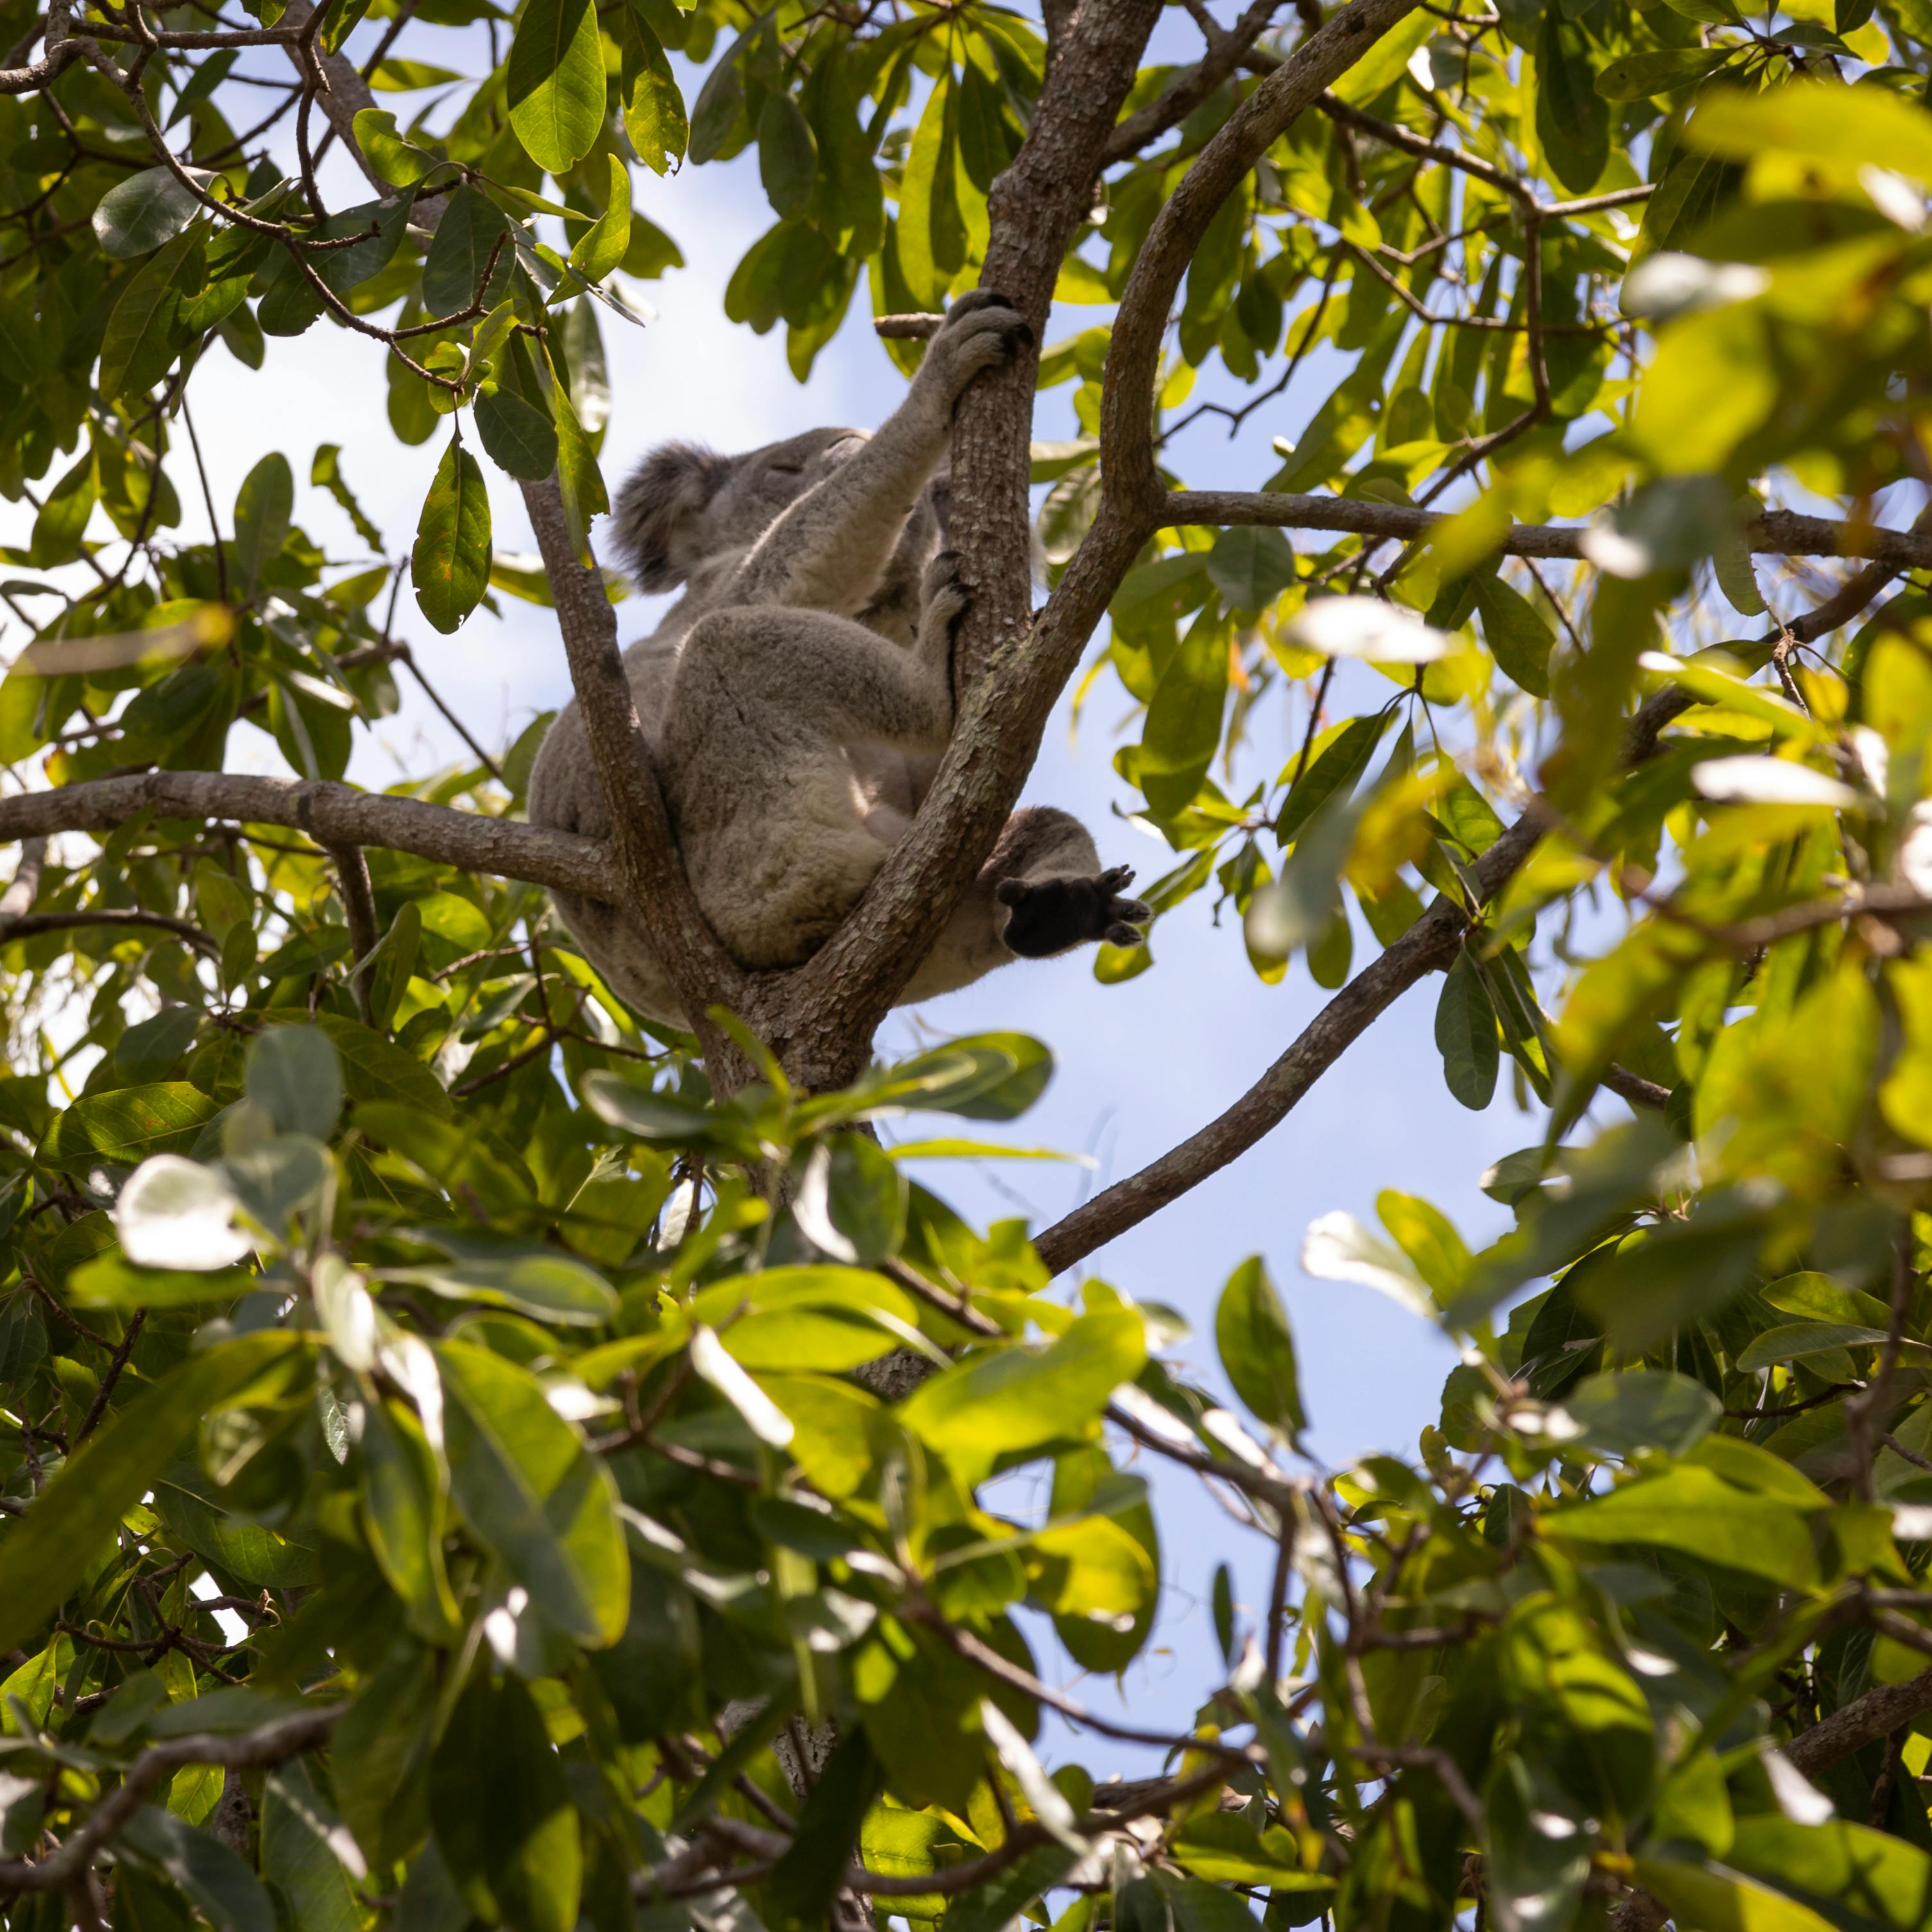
top-left (0, 1705), bottom-right (340, 1892)
top-left (0, 772), bottom-right (616, 902)
top-left (1102, 0), bottom-right (1287, 165)
top-left (0, 910), bottom-right (219, 958)
top-left (1163, 491), bottom-right (1932, 571)
top-left (948, 0), bottom-right (1166, 692)
top-left (518, 477), bottom-right (751, 1066)
top-left (1034, 811), bottom-right (1544, 1274)
top-left (1100, 0), bottom-right (1429, 519)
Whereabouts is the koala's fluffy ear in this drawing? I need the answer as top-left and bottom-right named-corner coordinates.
top-left (611, 443), bottom-right (732, 592)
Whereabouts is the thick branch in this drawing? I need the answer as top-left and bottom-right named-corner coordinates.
top-left (1165, 492), bottom-right (1932, 571)
top-left (1034, 812), bottom-right (1544, 1274)
top-left (518, 478), bottom-right (750, 1054)
top-left (1788, 1666), bottom-right (1932, 1778)
top-left (0, 773), bottom-right (615, 901)
top-left (948, 0), bottom-right (1165, 690)
top-left (0, 1705), bottom-right (340, 1892)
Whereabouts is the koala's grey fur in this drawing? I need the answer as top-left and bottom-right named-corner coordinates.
top-left (527, 292), bottom-right (1150, 1030)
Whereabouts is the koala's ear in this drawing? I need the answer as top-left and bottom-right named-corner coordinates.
top-left (611, 443), bottom-right (732, 591)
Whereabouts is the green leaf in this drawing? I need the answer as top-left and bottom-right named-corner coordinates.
top-left (1543, 1462), bottom-right (1824, 1587)
top-left (311, 444), bottom-right (384, 550)
top-left (404, 1252), bottom-right (618, 1326)
top-left (506, 0), bottom-right (605, 175)
top-left (1435, 952), bottom-right (1500, 1111)
top-left (1485, 1757), bottom-right (1589, 1932)
top-left (0, 1331), bottom-right (300, 1653)
top-left (303, 1014), bottom-right (450, 1116)
top-left (1634, 1858), bottom-right (1840, 1932)
top-left (1277, 712), bottom-right (1392, 844)
top-left (69, 1251), bottom-right (253, 1309)
top-left (764, 1733), bottom-right (880, 1932)
top-left (334, 1646), bottom-right (437, 1870)
top-left (945, 1846), bottom-right (1083, 1932)
top-left (900, 1307), bottom-right (1147, 1485)
top-left (123, 1805), bottom-right (274, 1932)
top-left (1214, 1256), bottom-right (1307, 1440)
top-left (685, 26), bottom-right (744, 165)
top-left (1469, 568), bottom-right (1554, 699)
top-left (1562, 1370), bottom-right (1722, 1456)
top-left (1535, 12), bottom-right (1608, 195)
top-left (422, 184), bottom-right (511, 320)
top-left (758, 92), bottom-right (818, 220)
top-left (42, 1082), bottom-right (221, 1165)
top-left (835, 1033), bottom-right (1056, 1123)
top-left (351, 107), bottom-right (444, 186)
top-left (567, 155), bottom-right (631, 286)
top-left (261, 1759), bottom-right (361, 1932)
top-left (244, 1025), bottom-right (343, 1140)
top-left (1736, 1321), bottom-right (1890, 1371)
top-left (359, 1398), bottom-right (460, 1639)
top-left (99, 231), bottom-right (205, 404)
top-left (895, 73), bottom-right (952, 309)
top-left (476, 385), bottom-right (561, 482)
top-left (1206, 526), bottom-right (1295, 614)
top-left (429, 1673), bottom-right (581, 1932)
top-left (231, 452), bottom-right (293, 595)
top-left (93, 166), bottom-right (205, 259)
top-left (1725, 1815), bottom-right (1932, 1931)
top-left (434, 1338), bottom-right (629, 1645)
top-left (1140, 608), bottom-right (1230, 818)
top-left (413, 436), bottom-right (492, 635)
top-left (30, 450), bottom-right (97, 567)
top-left (1595, 46), bottom-right (1732, 100)
top-left (619, 6), bottom-right (687, 175)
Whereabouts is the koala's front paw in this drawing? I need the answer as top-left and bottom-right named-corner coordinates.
top-left (925, 291), bottom-right (1035, 406)
top-left (919, 548), bottom-right (970, 640)
top-left (995, 864), bottom-right (1152, 959)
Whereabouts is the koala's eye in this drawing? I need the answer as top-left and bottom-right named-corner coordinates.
top-left (767, 460), bottom-right (805, 476)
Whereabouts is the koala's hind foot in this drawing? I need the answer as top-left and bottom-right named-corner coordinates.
top-left (996, 864), bottom-right (1152, 958)
top-left (918, 549), bottom-right (969, 639)
top-left (925, 290), bottom-right (1036, 409)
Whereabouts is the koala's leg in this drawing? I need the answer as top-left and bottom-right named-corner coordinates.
top-left (727, 293), bottom-right (1032, 613)
top-left (661, 605), bottom-right (964, 969)
top-left (896, 807), bottom-right (1154, 1002)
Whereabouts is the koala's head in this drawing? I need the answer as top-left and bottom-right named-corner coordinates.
top-left (610, 428), bottom-right (868, 592)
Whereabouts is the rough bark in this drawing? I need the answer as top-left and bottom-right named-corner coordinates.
top-left (0, 771), bottom-right (614, 899)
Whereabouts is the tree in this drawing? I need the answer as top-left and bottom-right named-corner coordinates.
top-left (9, 0), bottom-right (1932, 1924)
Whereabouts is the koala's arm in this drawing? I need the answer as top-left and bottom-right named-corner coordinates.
top-left (726, 293), bottom-right (1030, 615)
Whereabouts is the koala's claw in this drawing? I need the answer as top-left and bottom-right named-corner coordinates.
top-left (919, 549), bottom-right (970, 638)
top-left (996, 871), bottom-right (1154, 958)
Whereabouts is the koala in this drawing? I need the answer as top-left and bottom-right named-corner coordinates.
top-left (527, 291), bottom-right (1150, 1032)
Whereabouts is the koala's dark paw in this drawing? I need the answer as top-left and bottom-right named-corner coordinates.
top-left (995, 865), bottom-right (1152, 958)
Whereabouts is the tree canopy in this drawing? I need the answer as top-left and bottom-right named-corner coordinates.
top-left (10, 0), bottom-right (1932, 1929)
